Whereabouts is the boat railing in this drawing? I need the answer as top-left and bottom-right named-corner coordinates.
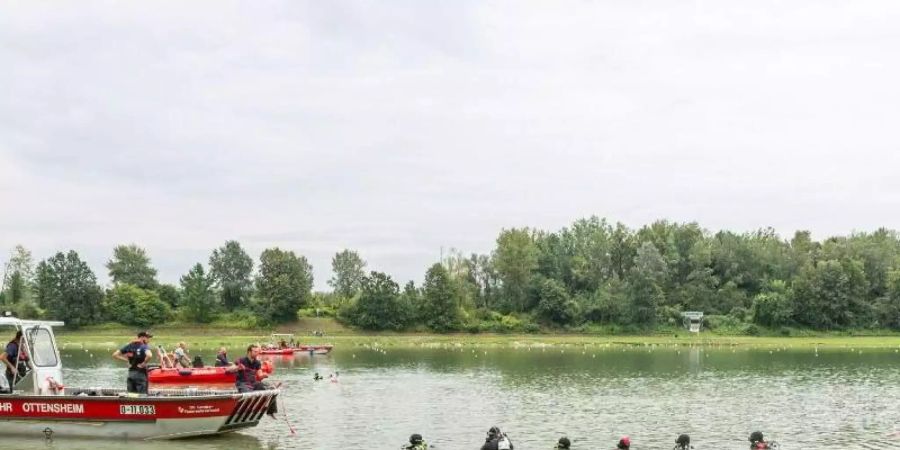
top-left (64, 387), bottom-right (281, 398)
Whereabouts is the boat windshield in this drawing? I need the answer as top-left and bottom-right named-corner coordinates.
top-left (27, 327), bottom-right (58, 367)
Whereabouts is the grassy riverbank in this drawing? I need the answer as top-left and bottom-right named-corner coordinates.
top-left (52, 318), bottom-right (900, 350)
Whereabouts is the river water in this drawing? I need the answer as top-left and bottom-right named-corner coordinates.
top-left (11, 343), bottom-right (900, 449)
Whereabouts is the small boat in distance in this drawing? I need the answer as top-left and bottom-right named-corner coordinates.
top-left (269, 333), bottom-right (333, 355)
top-left (296, 343), bottom-right (334, 355)
top-left (258, 347), bottom-right (295, 355)
top-left (0, 316), bottom-right (279, 440)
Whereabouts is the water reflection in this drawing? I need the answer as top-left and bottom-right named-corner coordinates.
top-left (9, 431), bottom-right (275, 450)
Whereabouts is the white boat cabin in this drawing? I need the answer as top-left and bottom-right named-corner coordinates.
top-left (0, 315), bottom-right (65, 395)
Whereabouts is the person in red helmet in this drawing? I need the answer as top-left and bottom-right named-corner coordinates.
top-left (617, 436), bottom-right (631, 449)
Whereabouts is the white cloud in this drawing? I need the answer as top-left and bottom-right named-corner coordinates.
top-left (2, 0), bottom-right (900, 287)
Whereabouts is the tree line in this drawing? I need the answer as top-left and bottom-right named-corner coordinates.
top-left (3, 217), bottom-right (900, 333)
top-left (0, 242), bottom-right (311, 328)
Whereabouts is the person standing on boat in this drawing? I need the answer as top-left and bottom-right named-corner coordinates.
top-left (228, 344), bottom-right (278, 415)
top-left (215, 347), bottom-right (230, 367)
top-left (1, 330), bottom-right (23, 391)
top-left (112, 331), bottom-right (153, 394)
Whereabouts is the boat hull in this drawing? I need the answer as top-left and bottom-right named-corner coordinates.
top-left (295, 344), bottom-right (333, 354)
top-left (259, 348), bottom-right (295, 355)
top-left (0, 389), bottom-right (278, 440)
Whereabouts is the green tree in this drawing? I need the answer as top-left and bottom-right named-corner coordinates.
top-left (4, 272), bottom-right (27, 305)
top-left (709, 232), bottom-right (761, 296)
top-left (627, 242), bottom-right (667, 327)
top-left (2, 245), bottom-right (35, 304)
top-left (580, 278), bottom-right (628, 324)
top-left (875, 271), bottom-right (900, 329)
top-left (328, 249), bottom-right (366, 301)
top-left (421, 264), bottom-right (462, 331)
top-left (789, 230), bottom-right (819, 270)
top-left (180, 264), bottom-right (217, 323)
top-left (156, 283), bottom-right (181, 308)
top-left (457, 253), bottom-right (498, 310)
top-left (255, 248), bottom-right (314, 323)
top-left (565, 217), bottom-right (616, 293)
top-left (106, 284), bottom-right (171, 327)
top-left (443, 249), bottom-right (479, 311)
top-left (670, 267), bottom-right (719, 313)
top-left (535, 278), bottom-right (578, 325)
top-left (493, 228), bottom-right (539, 312)
top-left (792, 259), bottom-right (869, 329)
top-left (822, 229), bottom-right (900, 300)
top-left (751, 280), bottom-right (794, 327)
top-left (35, 251), bottom-right (104, 328)
top-left (609, 222), bottom-right (637, 280)
top-left (107, 244), bottom-right (158, 290)
top-left (349, 271), bottom-right (407, 330)
top-left (399, 280), bottom-right (421, 322)
top-left (209, 240), bottom-right (254, 311)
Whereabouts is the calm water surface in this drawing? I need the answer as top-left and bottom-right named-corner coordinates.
top-left (11, 343), bottom-right (900, 449)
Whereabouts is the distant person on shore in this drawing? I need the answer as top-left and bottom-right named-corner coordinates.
top-left (215, 347), bottom-right (230, 367)
top-left (481, 426), bottom-right (513, 450)
top-left (616, 436), bottom-right (631, 449)
top-left (555, 436), bottom-right (571, 449)
top-left (112, 331), bottom-right (153, 394)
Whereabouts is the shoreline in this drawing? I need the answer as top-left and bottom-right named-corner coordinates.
top-left (54, 326), bottom-right (900, 349)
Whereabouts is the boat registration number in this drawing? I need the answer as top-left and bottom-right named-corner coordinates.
top-left (120, 405), bottom-right (156, 415)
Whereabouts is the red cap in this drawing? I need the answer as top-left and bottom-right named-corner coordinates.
top-left (619, 436), bottom-right (631, 446)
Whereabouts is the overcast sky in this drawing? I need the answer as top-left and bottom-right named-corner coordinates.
top-left (2, 1), bottom-right (900, 289)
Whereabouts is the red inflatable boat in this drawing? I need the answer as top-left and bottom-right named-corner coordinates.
top-left (148, 362), bottom-right (273, 387)
top-left (148, 367), bottom-right (236, 387)
top-left (258, 348), bottom-right (295, 355)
